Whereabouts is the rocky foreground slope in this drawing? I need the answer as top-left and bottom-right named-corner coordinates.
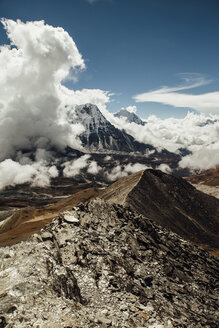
top-left (0, 199), bottom-right (218, 328)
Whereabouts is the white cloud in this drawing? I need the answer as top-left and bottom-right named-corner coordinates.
top-left (179, 142), bottom-right (219, 171)
top-left (113, 111), bottom-right (219, 152)
top-left (60, 87), bottom-right (111, 114)
top-left (87, 161), bottom-right (101, 174)
top-left (110, 110), bottom-right (219, 171)
top-left (0, 159), bottom-right (58, 190)
top-left (133, 75), bottom-right (219, 114)
top-left (62, 155), bottom-right (90, 177)
top-left (156, 163), bottom-right (172, 174)
top-left (0, 18), bottom-right (86, 161)
top-left (62, 155), bottom-right (101, 177)
top-left (106, 163), bottom-right (151, 181)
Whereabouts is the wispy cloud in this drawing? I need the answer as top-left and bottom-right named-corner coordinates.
top-left (133, 74), bottom-right (219, 114)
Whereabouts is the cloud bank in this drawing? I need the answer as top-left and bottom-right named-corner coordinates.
top-left (0, 159), bottom-right (58, 190)
top-left (112, 111), bottom-right (219, 171)
top-left (106, 163), bottom-right (151, 181)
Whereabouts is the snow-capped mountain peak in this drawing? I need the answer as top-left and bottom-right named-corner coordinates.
top-left (67, 103), bottom-right (152, 153)
top-left (114, 109), bottom-right (145, 125)
top-left (74, 103), bottom-right (109, 130)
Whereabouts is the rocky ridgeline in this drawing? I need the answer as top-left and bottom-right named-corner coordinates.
top-left (0, 199), bottom-right (218, 328)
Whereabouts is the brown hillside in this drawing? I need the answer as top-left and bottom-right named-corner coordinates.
top-left (186, 166), bottom-right (219, 186)
top-left (0, 188), bottom-right (99, 246)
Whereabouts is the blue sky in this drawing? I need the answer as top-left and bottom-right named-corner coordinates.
top-left (0, 0), bottom-right (219, 118)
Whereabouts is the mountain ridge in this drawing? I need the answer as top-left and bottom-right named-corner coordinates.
top-left (0, 169), bottom-right (218, 253)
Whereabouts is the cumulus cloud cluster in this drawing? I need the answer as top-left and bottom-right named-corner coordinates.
top-left (105, 162), bottom-right (173, 182)
top-left (112, 110), bottom-right (219, 170)
top-left (0, 159), bottom-right (58, 190)
top-left (106, 163), bottom-right (151, 181)
top-left (62, 155), bottom-right (101, 177)
top-left (0, 19), bottom-right (86, 159)
top-left (179, 142), bottom-right (219, 171)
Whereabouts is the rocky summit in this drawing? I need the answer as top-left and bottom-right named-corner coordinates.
top-left (0, 199), bottom-right (218, 328)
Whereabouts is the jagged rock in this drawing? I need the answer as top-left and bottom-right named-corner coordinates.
top-left (0, 199), bottom-right (218, 327)
top-left (41, 231), bottom-right (53, 241)
top-left (95, 313), bottom-right (112, 325)
top-left (62, 211), bottom-right (79, 224)
top-left (0, 316), bottom-right (7, 328)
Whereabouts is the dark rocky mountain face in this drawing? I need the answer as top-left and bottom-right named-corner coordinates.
top-left (114, 109), bottom-right (145, 125)
top-left (72, 104), bottom-right (165, 155)
top-left (100, 169), bottom-right (219, 252)
top-left (0, 199), bottom-right (218, 328)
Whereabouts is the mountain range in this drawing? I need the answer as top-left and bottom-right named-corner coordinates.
top-left (70, 104), bottom-right (176, 160)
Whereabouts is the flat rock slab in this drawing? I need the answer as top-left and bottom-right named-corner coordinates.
top-left (63, 211), bottom-right (79, 224)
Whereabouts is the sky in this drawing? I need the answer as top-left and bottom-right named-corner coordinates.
top-left (0, 0), bottom-right (219, 119)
